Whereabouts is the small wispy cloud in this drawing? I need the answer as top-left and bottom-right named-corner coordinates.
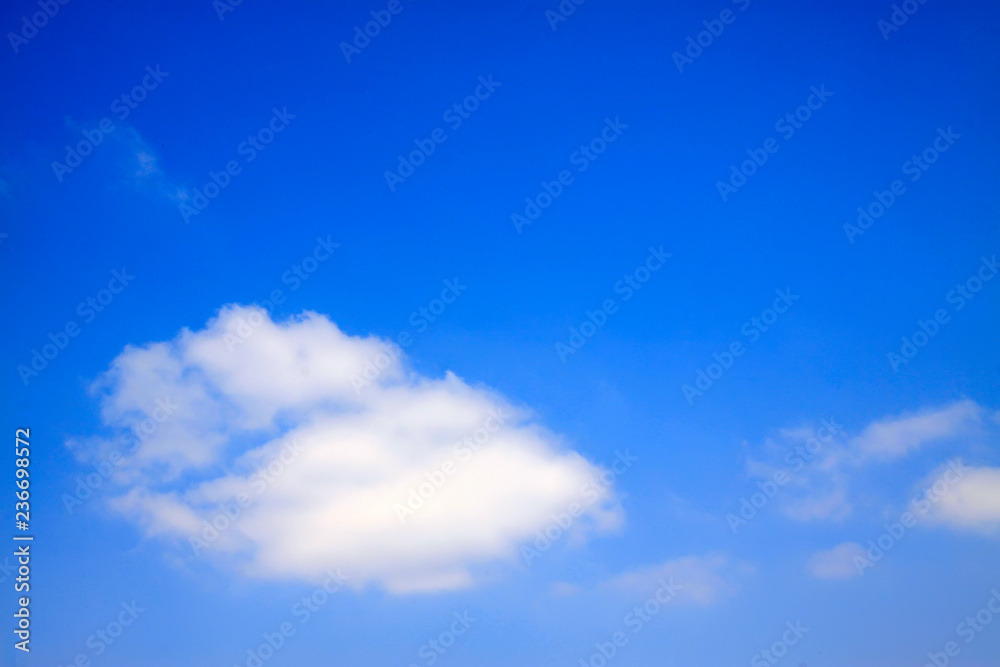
top-left (112, 126), bottom-right (187, 201)
top-left (603, 553), bottom-right (747, 605)
top-left (547, 581), bottom-right (582, 597)
top-left (806, 542), bottom-right (866, 580)
top-left (782, 488), bottom-right (851, 522)
top-left (743, 401), bottom-right (990, 524)
top-left (849, 400), bottom-right (983, 462)
top-left (134, 150), bottom-right (158, 177)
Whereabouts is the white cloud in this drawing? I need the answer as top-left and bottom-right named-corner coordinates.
top-left (849, 400), bottom-right (983, 461)
top-left (806, 542), bottom-right (866, 580)
top-left (603, 553), bottom-right (743, 605)
top-left (102, 125), bottom-right (187, 201)
top-left (743, 420), bottom-right (852, 522)
top-left (742, 401), bottom-right (988, 524)
top-left (914, 465), bottom-right (1000, 534)
top-left (134, 150), bottom-right (158, 177)
top-left (76, 305), bottom-right (622, 593)
top-left (782, 488), bottom-right (851, 522)
top-left (547, 582), bottom-right (582, 597)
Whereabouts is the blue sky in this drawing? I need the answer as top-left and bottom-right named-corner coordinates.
top-left (2, 0), bottom-right (1000, 665)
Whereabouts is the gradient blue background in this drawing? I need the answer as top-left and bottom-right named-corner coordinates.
top-left (1, 0), bottom-right (999, 665)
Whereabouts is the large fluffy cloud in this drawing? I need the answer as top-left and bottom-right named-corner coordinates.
top-left (74, 305), bottom-right (622, 593)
